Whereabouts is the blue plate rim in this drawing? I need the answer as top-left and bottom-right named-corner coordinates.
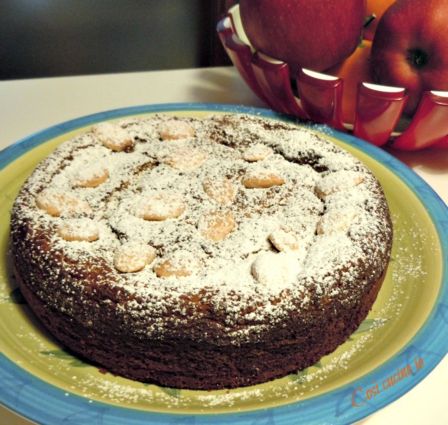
top-left (1, 102), bottom-right (447, 425)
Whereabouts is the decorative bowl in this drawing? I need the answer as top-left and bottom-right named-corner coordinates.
top-left (217, 5), bottom-right (448, 151)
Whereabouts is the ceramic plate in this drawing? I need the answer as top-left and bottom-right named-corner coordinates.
top-left (0, 103), bottom-right (447, 425)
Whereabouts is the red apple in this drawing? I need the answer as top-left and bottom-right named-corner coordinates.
top-left (239, 0), bottom-right (366, 72)
top-left (370, 0), bottom-right (448, 115)
top-left (364, 0), bottom-right (396, 41)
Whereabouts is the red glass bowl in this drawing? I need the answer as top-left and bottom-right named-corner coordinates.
top-left (217, 5), bottom-right (448, 151)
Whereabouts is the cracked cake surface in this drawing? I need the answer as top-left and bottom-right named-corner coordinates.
top-left (10, 113), bottom-right (393, 389)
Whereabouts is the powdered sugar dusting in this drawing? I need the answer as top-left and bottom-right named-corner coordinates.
top-left (11, 113), bottom-right (392, 343)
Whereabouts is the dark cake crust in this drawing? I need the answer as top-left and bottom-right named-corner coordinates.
top-left (16, 262), bottom-right (387, 389)
top-left (10, 113), bottom-right (393, 389)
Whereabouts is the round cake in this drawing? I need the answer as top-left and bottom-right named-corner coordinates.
top-left (10, 113), bottom-right (393, 390)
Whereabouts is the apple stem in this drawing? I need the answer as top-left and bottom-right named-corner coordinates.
top-left (363, 14), bottom-right (376, 28)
